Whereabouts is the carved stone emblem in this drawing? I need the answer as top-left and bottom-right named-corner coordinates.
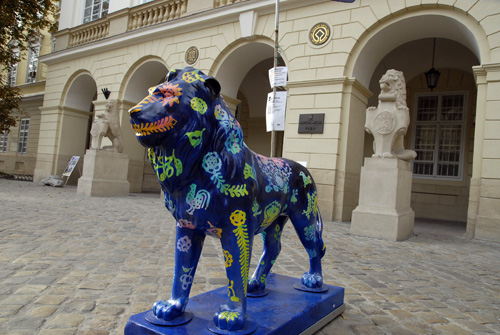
top-left (309, 23), bottom-right (330, 46)
top-left (185, 46), bottom-right (199, 65)
top-left (374, 111), bottom-right (394, 134)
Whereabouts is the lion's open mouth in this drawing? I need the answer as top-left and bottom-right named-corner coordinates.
top-left (132, 115), bottom-right (177, 136)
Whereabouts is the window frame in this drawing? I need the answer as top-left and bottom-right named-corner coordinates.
top-left (83, 0), bottom-right (109, 23)
top-left (0, 132), bottom-right (8, 152)
top-left (7, 47), bottom-right (20, 87)
top-left (411, 91), bottom-right (468, 181)
top-left (25, 43), bottom-right (40, 84)
top-left (17, 118), bottom-right (30, 154)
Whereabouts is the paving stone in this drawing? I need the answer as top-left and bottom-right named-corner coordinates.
top-left (7, 316), bottom-right (46, 329)
top-left (349, 324), bottom-right (385, 334)
top-left (38, 329), bottom-right (76, 335)
top-left (46, 313), bottom-right (85, 328)
top-left (77, 330), bottom-right (110, 335)
top-left (454, 319), bottom-right (499, 333)
top-left (94, 304), bottom-right (125, 316)
top-left (30, 306), bottom-right (57, 317)
top-left (0, 305), bottom-right (23, 316)
top-left (79, 281), bottom-right (108, 290)
top-left (433, 323), bottom-right (474, 334)
top-left (35, 295), bottom-right (67, 305)
top-left (28, 276), bottom-right (58, 285)
top-left (0, 294), bottom-right (36, 305)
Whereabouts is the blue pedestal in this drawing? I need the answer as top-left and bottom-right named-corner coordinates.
top-left (124, 274), bottom-right (345, 335)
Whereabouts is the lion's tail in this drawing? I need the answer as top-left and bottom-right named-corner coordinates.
top-left (316, 209), bottom-right (326, 259)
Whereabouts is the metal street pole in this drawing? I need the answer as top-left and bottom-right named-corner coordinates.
top-left (270, 0), bottom-right (279, 157)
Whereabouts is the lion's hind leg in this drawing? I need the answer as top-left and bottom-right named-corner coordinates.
top-left (290, 209), bottom-right (325, 288)
top-left (248, 216), bottom-right (288, 293)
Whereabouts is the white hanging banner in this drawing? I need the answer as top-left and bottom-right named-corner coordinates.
top-left (266, 91), bottom-right (287, 132)
top-left (268, 66), bottom-right (288, 88)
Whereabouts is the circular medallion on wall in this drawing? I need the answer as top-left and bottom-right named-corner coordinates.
top-left (309, 22), bottom-right (331, 46)
top-left (185, 46), bottom-right (199, 65)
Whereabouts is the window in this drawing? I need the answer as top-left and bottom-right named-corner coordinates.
top-left (0, 132), bottom-right (8, 152)
top-left (7, 49), bottom-right (19, 87)
top-left (26, 44), bottom-right (40, 84)
top-left (83, 0), bottom-right (109, 23)
top-left (18, 119), bottom-right (30, 154)
top-left (412, 93), bottom-right (466, 179)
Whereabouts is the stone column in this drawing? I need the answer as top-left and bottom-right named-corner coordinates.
top-left (470, 63), bottom-right (500, 243)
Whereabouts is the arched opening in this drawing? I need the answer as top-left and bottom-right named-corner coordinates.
top-left (121, 58), bottom-right (168, 193)
top-left (345, 11), bottom-right (483, 234)
top-left (364, 38), bottom-right (479, 233)
top-left (213, 40), bottom-right (285, 157)
top-left (61, 72), bottom-right (97, 185)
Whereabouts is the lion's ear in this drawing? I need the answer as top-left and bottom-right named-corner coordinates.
top-left (204, 78), bottom-right (221, 98)
top-left (165, 69), bottom-right (179, 82)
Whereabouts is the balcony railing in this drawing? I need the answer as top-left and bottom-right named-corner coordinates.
top-left (69, 20), bottom-right (109, 47)
top-left (214, 0), bottom-right (247, 7)
top-left (55, 0), bottom-right (252, 51)
top-left (128, 0), bottom-right (188, 31)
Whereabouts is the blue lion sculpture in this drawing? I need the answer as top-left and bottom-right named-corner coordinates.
top-left (129, 67), bottom-right (325, 331)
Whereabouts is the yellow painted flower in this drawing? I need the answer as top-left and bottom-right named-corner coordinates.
top-left (219, 311), bottom-right (240, 322)
top-left (230, 210), bottom-right (246, 227)
top-left (223, 249), bottom-right (233, 268)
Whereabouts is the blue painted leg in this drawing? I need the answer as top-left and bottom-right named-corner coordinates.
top-left (290, 211), bottom-right (325, 289)
top-left (213, 210), bottom-right (254, 331)
top-left (248, 217), bottom-right (287, 293)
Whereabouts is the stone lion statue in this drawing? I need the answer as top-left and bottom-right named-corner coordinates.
top-left (90, 99), bottom-right (124, 153)
top-left (128, 67), bottom-right (326, 331)
top-left (365, 69), bottom-right (416, 161)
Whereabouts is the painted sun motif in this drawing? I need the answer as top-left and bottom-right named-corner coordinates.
top-left (152, 83), bottom-right (183, 107)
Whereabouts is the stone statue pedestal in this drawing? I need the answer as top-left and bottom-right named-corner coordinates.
top-left (77, 149), bottom-right (130, 196)
top-left (351, 158), bottom-right (414, 241)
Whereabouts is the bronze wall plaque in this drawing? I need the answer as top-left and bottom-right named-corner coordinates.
top-left (309, 23), bottom-right (331, 46)
top-left (185, 46), bottom-right (199, 65)
top-left (298, 113), bottom-right (325, 134)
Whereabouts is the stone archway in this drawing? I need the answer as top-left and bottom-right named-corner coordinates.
top-left (339, 8), bottom-right (488, 229)
top-left (60, 71), bottom-right (97, 185)
top-left (212, 39), bottom-right (285, 156)
top-left (121, 57), bottom-right (168, 192)
top-left (364, 39), bottom-right (479, 228)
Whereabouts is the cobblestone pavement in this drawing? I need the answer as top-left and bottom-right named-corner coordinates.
top-left (0, 179), bottom-right (499, 335)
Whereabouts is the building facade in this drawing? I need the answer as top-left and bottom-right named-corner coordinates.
top-left (0, 22), bottom-right (54, 177)
top-left (17, 0), bottom-right (500, 242)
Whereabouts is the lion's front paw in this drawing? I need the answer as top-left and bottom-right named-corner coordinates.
top-left (247, 278), bottom-right (266, 293)
top-left (213, 309), bottom-right (247, 331)
top-left (302, 272), bottom-right (323, 288)
top-left (153, 299), bottom-right (185, 321)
